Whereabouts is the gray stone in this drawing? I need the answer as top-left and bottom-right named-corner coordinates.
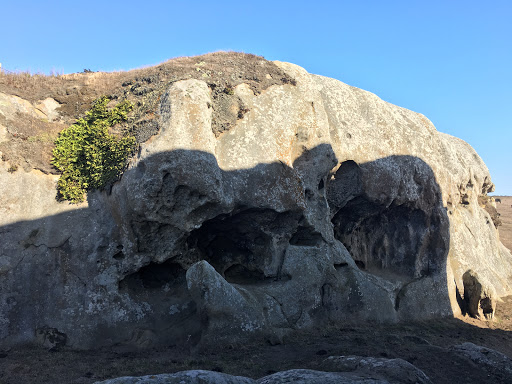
top-left (93, 370), bottom-right (256, 384)
top-left (186, 260), bottom-right (266, 344)
top-left (35, 97), bottom-right (61, 121)
top-left (320, 355), bottom-right (432, 384)
top-left (450, 342), bottom-right (512, 380)
top-left (0, 92), bottom-right (47, 120)
top-left (35, 326), bottom-right (67, 349)
top-left (462, 269), bottom-right (497, 319)
top-left (257, 369), bottom-right (388, 383)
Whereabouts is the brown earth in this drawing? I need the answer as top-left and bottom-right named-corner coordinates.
top-left (2, 298), bottom-right (512, 384)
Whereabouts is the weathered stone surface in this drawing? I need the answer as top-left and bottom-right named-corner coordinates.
top-left (320, 355), bottom-right (432, 384)
top-left (35, 97), bottom-right (61, 121)
top-left (450, 342), bottom-right (512, 381)
top-left (462, 269), bottom-right (497, 319)
top-left (186, 260), bottom-right (266, 342)
top-left (0, 92), bottom-right (47, 120)
top-left (0, 56), bottom-right (511, 349)
top-left (257, 369), bottom-right (389, 383)
top-left (93, 370), bottom-right (256, 384)
top-left (93, 368), bottom-right (423, 384)
top-left (0, 122), bottom-right (7, 143)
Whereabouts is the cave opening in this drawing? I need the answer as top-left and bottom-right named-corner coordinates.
top-left (331, 196), bottom-right (444, 279)
top-left (327, 159), bottom-right (448, 280)
top-left (119, 260), bottom-right (188, 296)
top-left (186, 208), bottom-right (298, 284)
top-left (289, 225), bottom-right (323, 247)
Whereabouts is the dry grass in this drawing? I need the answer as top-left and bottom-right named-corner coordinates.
top-left (0, 111), bottom-right (66, 174)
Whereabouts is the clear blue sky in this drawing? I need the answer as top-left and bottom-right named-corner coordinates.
top-left (2, 0), bottom-right (510, 194)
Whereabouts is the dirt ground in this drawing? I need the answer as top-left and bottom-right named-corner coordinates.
top-left (3, 305), bottom-right (512, 384)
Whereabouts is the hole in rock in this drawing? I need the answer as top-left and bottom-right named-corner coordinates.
top-left (186, 208), bottom-right (299, 281)
top-left (289, 226), bottom-right (323, 247)
top-left (113, 245), bottom-right (125, 260)
top-left (318, 179), bottom-right (324, 190)
top-left (328, 157), bottom-right (448, 280)
top-left (118, 260), bottom-right (201, 347)
top-left (334, 262), bottom-right (348, 271)
top-left (119, 260), bottom-right (187, 295)
top-left (224, 264), bottom-right (266, 284)
top-left (332, 196), bottom-right (445, 279)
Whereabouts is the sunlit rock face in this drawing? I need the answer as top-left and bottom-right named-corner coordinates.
top-left (0, 57), bottom-right (510, 349)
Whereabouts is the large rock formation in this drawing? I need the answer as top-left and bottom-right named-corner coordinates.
top-left (0, 53), bottom-right (511, 349)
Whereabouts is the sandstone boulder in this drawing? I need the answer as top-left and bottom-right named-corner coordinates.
top-left (0, 53), bottom-right (511, 349)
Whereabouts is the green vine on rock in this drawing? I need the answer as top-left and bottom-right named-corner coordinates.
top-left (51, 96), bottom-right (136, 203)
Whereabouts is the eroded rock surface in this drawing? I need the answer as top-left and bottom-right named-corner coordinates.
top-left (320, 356), bottom-right (432, 384)
top-left (0, 53), bottom-right (511, 349)
top-left (463, 269), bottom-right (497, 319)
top-left (93, 366), bottom-right (431, 384)
top-left (450, 342), bottom-right (512, 382)
top-left (93, 370), bottom-right (256, 384)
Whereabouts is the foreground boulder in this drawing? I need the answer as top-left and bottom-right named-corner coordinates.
top-left (450, 342), bottom-right (512, 382)
top-left (320, 356), bottom-right (432, 384)
top-left (0, 53), bottom-right (511, 349)
top-left (93, 370), bottom-right (256, 384)
top-left (93, 366), bottom-right (431, 384)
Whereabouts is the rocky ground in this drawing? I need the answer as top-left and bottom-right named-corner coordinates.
top-left (1, 200), bottom-right (512, 384)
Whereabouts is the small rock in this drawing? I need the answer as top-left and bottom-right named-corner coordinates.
top-left (35, 327), bottom-right (67, 350)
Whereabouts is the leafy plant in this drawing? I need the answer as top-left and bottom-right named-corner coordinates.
top-left (51, 96), bottom-right (136, 203)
